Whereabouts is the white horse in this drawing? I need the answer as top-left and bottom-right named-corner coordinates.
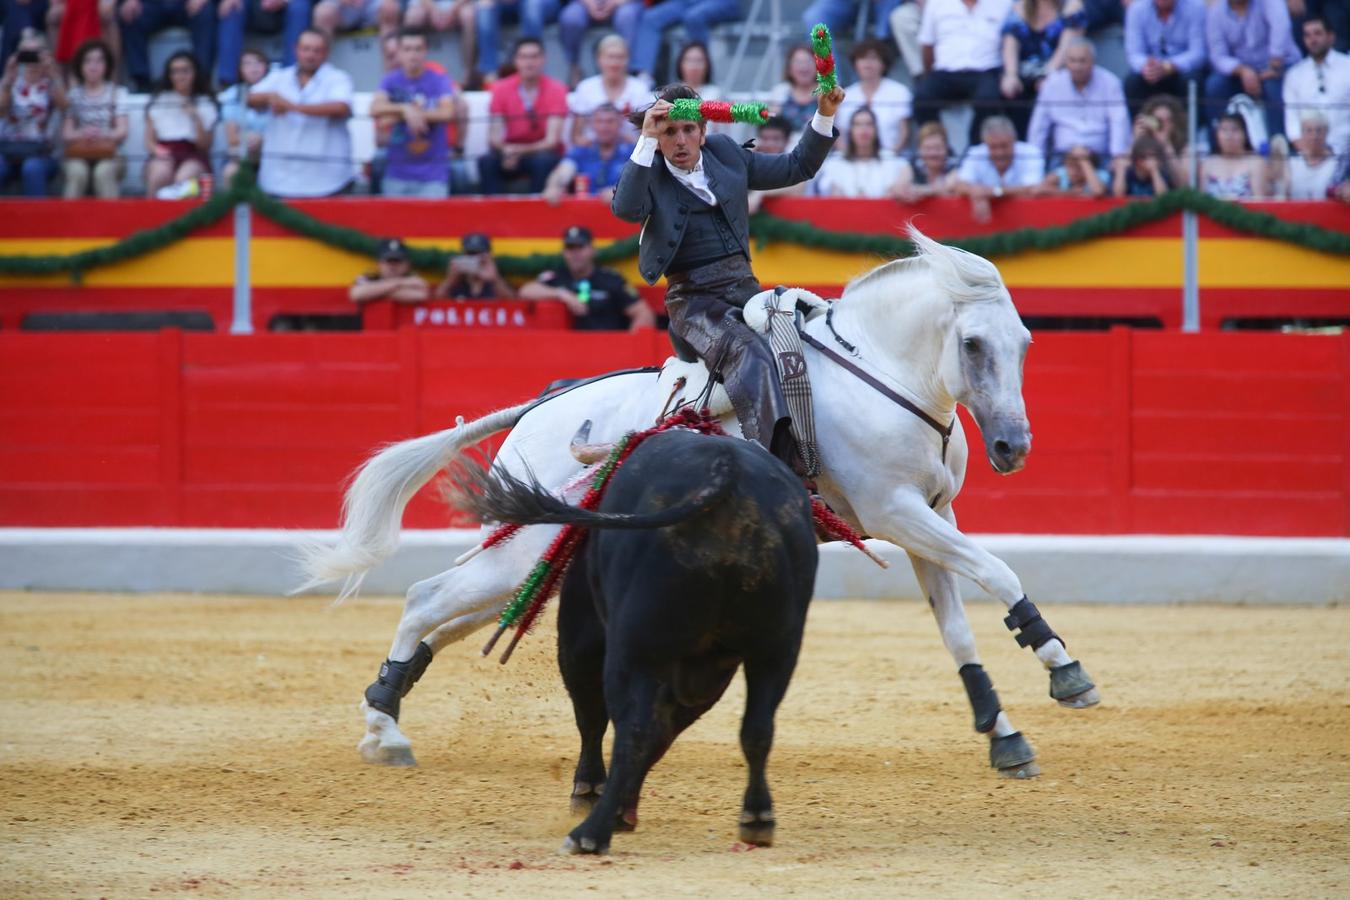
top-left (301, 227), bottom-right (1099, 776)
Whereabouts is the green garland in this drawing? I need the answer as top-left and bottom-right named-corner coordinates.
top-left (1, 171), bottom-right (1345, 283)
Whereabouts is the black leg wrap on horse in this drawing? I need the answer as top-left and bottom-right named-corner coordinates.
top-left (1003, 597), bottom-right (1062, 651)
top-left (988, 731), bottom-right (1037, 770)
top-left (364, 642), bottom-right (434, 721)
top-left (958, 664), bottom-right (1002, 733)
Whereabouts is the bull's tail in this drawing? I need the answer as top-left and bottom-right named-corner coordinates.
top-left (453, 450), bottom-right (735, 532)
top-left (296, 403), bottom-right (528, 599)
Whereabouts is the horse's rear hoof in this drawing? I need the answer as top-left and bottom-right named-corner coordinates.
top-left (1057, 686), bottom-right (1101, 709)
top-left (359, 736), bottom-right (416, 767)
top-left (989, 731), bottom-right (1037, 776)
top-left (560, 834), bottom-right (610, 856)
top-left (738, 811), bottom-right (775, 846)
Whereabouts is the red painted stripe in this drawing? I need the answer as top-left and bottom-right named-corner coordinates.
top-left (0, 200), bottom-right (235, 238)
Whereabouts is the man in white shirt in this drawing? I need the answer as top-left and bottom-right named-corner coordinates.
top-left (955, 114), bottom-right (1045, 221)
top-left (248, 30), bottom-right (355, 198)
top-left (913, 0), bottom-right (1013, 148)
top-left (1283, 16), bottom-right (1350, 156)
top-left (1027, 39), bottom-right (1132, 165)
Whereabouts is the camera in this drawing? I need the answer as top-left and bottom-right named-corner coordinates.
top-left (16, 49), bottom-right (40, 64)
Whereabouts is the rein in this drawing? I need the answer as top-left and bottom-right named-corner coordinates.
top-left (798, 323), bottom-right (954, 463)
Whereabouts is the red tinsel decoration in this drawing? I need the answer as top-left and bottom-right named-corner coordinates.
top-left (815, 56), bottom-right (835, 77)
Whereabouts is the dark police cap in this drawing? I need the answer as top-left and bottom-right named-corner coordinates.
top-left (462, 232), bottom-right (492, 254)
top-left (378, 237), bottom-right (409, 260)
top-left (563, 225), bottom-right (593, 247)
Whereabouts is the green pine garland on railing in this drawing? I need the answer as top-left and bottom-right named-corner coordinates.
top-left (0, 171), bottom-right (1345, 282)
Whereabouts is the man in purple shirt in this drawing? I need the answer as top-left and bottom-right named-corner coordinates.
top-left (1205, 0), bottom-right (1301, 139)
top-left (370, 30), bottom-right (460, 198)
top-left (1028, 39), bottom-right (1131, 166)
top-left (1124, 0), bottom-right (1208, 110)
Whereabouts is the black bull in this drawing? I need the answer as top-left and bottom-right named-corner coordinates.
top-left (459, 430), bottom-right (819, 854)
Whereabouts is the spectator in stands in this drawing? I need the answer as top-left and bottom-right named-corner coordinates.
top-left (0, 32), bottom-right (65, 196)
top-left (1283, 16), bottom-right (1349, 157)
top-left (473, 0), bottom-right (559, 86)
top-left (746, 115), bottom-right (807, 212)
top-left (1041, 142), bottom-right (1107, 195)
top-left (954, 113), bottom-right (1045, 221)
top-left (311, 0), bottom-right (400, 41)
top-left (569, 34), bottom-right (648, 147)
top-left (61, 38), bottom-right (127, 198)
top-left (2, 7), bottom-right (45, 67)
top-left (519, 225), bottom-right (655, 330)
top-left (557, 0), bottom-right (641, 86)
top-left (542, 103), bottom-right (632, 203)
top-left (836, 39), bottom-right (912, 153)
top-left (628, 0), bottom-right (741, 84)
top-left (118, 0), bottom-right (216, 94)
top-left (249, 29), bottom-right (354, 197)
top-left (914, 0), bottom-right (1012, 148)
top-left (478, 37), bottom-right (567, 194)
top-left (1136, 93), bottom-right (1190, 186)
top-left (1112, 131), bottom-right (1171, 196)
top-left (768, 44), bottom-right (820, 137)
top-left (218, 0), bottom-right (309, 87)
top-left (435, 232), bottom-right (515, 298)
top-left (219, 50), bottom-right (270, 184)
top-left (1027, 38), bottom-right (1130, 166)
top-left (144, 50), bottom-right (217, 199)
top-left (370, 29), bottom-right (460, 198)
top-left (404, 0), bottom-right (477, 88)
top-left (47, 0), bottom-right (121, 72)
top-left (1000, 0), bottom-right (1087, 135)
top-left (803, 0), bottom-right (902, 45)
top-left (1328, 149), bottom-right (1350, 202)
top-left (1205, 0), bottom-right (1301, 140)
top-left (349, 238), bottom-right (431, 303)
top-left (1200, 111), bottom-right (1266, 198)
top-left (674, 41), bottom-right (721, 101)
top-left (816, 106), bottom-right (912, 198)
top-left (889, 1), bottom-right (925, 79)
top-left (1123, 0), bottom-right (1207, 110)
top-left (1287, 110), bottom-right (1336, 198)
top-left (895, 119), bottom-right (959, 201)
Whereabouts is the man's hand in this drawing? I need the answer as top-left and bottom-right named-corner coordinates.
top-left (403, 104), bottom-right (428, 136)
top-left (119, 0), bottom-right (142, 21)
top-left (1000, 72), bottom-right (1022, 98)
top-left (640, 99), bottom-right (671, 138)
top-left (1142, 57), bottom-right (1163, 83)
top-left (816, 85), bottom-right (845, 118)
top-left (269, 94), bottom-right (294, 115)
top-left (1237, 65), bottom-right (1261, 96)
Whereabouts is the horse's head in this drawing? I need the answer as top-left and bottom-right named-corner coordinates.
top-left (913, 230), bottom-right (1033, 475)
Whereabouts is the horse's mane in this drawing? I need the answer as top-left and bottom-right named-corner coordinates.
top-left (843, 225), bottom-right (1005, 306)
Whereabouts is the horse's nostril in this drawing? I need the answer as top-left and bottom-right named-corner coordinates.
top-left (994, 439), bottom-right (1012, 458)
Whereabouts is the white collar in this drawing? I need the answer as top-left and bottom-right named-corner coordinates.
top-left (663, 154), bottom-right (704, 177)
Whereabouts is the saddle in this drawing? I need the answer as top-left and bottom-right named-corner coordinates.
top-left (655, 287), bottom-right (830, 477)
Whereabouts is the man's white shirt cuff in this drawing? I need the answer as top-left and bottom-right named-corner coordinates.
top-left (811, 112), bottom-right (834, 137)
top-left (630, 136), bottom-right (658, 166)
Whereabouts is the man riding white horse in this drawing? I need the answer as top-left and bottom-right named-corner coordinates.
top-left (615, 81), bottom-right (846, 475)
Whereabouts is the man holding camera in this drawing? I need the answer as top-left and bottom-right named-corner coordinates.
top-left (435, 232), bottom-right (515, 299)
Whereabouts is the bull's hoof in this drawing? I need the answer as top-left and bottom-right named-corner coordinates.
top-left (738, 810), bottom-right (776, 847)
top-left (560, 834), bottom-right (610, 856)
top-left (1050, 661), bottom-right (1099, 707)
top-left (989, 731), bottom-right (1038, 778)
top-left (570, 782), bottom-right (604, 815)
top-left (613, 810), bottom-right (637, 833)
top-left (358, 734), bottom-right (416, 767)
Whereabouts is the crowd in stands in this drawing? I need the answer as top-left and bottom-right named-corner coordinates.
top-left (1, 0), bottom-right (1347, 206)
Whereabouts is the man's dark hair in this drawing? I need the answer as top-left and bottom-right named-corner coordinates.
top-left (299, 27), bottom-right (330, 49)
top-left (512, 36), bottom-right (544, 56)
top-left (758, 115), bottom-right (792, 138)
top-left (397, 27), bottom-right (429, 44)
top-left (1303, 15), bottom-right (1332, 34)
top-left (627, 83), bottom-right (701, 131)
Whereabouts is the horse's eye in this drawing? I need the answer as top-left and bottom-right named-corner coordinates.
top-left (962, 337), bottom-right (982, 354)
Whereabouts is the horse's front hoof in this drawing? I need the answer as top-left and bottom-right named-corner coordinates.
top-left (989, 731), bottom-right (1037, 776)
top-left (738, 810), bottom-right (776, 847)
top-left (358, 734), bottom-right (417, 767)
top-left (997, 760), bottom-right (1042, 779)
top-left (1049, 661), bottom-right (1098, 706)
top-left (1057, 686), bottom-right (1101, 709)
top-left (560, 833), bottom-right (610, 856)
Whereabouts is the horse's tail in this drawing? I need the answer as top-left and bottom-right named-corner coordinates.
top-left (296, 404), bottom-right (528, 599)
top-left (452, 450), bottom-right (735, 532)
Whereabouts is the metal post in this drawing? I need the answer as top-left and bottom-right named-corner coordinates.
top-left (1181, 80), bottom-right (1200, 333)
top-left (230, 201), bottom-right (253, 335)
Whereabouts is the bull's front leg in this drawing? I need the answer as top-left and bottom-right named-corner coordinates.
top-left (868, 490), bottom-right (1099, 709)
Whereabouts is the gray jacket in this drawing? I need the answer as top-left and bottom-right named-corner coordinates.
top-left (611, 125), bottom-right (838, 285)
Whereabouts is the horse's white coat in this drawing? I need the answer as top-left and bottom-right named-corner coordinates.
top-left (303, 227), bottom-right (1088, 761)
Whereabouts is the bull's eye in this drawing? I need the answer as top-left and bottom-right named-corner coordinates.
top-left (962, 337), bottom-right (983, 354)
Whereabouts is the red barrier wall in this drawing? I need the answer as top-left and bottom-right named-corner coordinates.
top-left (1, 330), bottom-right (1346, 535)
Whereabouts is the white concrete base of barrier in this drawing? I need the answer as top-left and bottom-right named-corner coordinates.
top-left (1, 529), bottom-right (1346, 604)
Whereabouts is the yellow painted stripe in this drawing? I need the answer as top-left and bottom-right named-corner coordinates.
top-left (3, 234), bottom-right (1348, 290)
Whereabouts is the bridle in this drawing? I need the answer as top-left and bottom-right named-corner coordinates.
top-left (798, 304), bottom-right (955, 463)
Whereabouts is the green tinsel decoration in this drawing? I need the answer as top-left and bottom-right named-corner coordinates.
top-left (811, 23), bottom-right (838, 94)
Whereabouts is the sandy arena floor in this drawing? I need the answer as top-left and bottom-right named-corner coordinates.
top-left (1, 591), bottom-right (1346, 898)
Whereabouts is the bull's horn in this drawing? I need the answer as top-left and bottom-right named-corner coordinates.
top-left (569, 420), bottom-right (613, 464)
